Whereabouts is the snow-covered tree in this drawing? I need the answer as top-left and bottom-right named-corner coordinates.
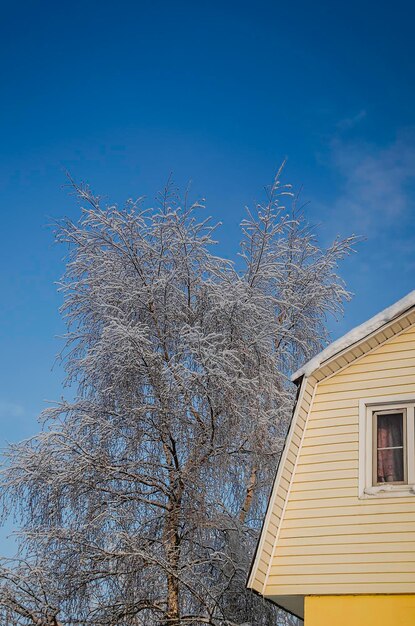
top-left (0, 172), bottom-right (355, 625)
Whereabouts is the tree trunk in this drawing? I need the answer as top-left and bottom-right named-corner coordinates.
top-left (163, 498), bottom-right (181, 625)
top-left (239, 466), bottom-right (257, 524)
top-left (162, 437), bottom-right (183, 626)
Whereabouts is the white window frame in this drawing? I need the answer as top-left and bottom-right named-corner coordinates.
top-left (359, 395), bottom-right (415, 498)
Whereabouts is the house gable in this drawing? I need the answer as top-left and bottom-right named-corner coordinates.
top-left (248, 296), bottom-right (415, 620)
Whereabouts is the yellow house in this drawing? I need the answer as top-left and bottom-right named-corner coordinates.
top-left (247, 291), bottom-right (415, 626)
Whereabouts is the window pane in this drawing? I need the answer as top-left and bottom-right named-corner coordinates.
top-left (376, 412), bottom-right (404, 483)
top-left (377, 448), bottom-right (404, 483)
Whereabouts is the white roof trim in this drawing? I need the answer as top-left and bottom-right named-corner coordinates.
top-left (247, 376), bottom-right (308, 599)
top-left (292, 290), bottom-right (415, 381)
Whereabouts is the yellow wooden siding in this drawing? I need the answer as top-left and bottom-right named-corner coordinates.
top-left (248, 377), bottom-right (315, 592)
top-left (265, 321), bottom-right (415, 597)
top-left (305, 595), bottom-right (415, 626)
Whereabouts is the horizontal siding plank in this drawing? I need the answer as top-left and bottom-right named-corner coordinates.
top-left (312, 398), bottom-right (359, 411)
top-left (282, 510), bottom-right (415, 529)
top-left (351, 351), bottom-right (415, 370)
top-left (302, 433), bottom-right (357, 447)
top-left (288, 469), bottom-right (358, 483)
top-left (305, 415), bottom-right (358, 429)
top-left (299, 451), bottom-right (358, 465)
top-left (279, 522), bottom-right (415, 539)
top-left (358, 342), bottom-right (415, 359)
top-left (317, 376), bottom-right (415, 397)
top-left (265, 582), bottom-right (415, 595)
top-left (290, 478), bottom-right (357, 492)
top-left (277, 531), bottom-right (415, 546)
top-left (272, 552), bottom-right (415, 567)
top-left (305, 423), bottom-right (358, 437)
top-left (275, 541), bottom-right (415, 557)
top-left (317, 380), bottom-right (415, 400)
top-left (322, 356), bottom-right (415, 380)
top-left (285, 499), bottom-right (415, 515)
top-left (289, 486), bottom-right (357, 500)
top-left (267, 572), bottom-right (415, 584)
top-left (286, 495), bottom-right (361, 509)
top-left (306, 407), bottom-right (359, 418)
top-left (269, 561), bottom-right (415, 575)
top-left (295, 460), bottom-right (357, 474)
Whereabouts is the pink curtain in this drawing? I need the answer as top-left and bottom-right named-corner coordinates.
top-left (377, 413), bottom-right (404, 483)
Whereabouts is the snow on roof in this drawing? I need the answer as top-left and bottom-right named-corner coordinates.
top-left (291, 290), bottom-right (415, 382)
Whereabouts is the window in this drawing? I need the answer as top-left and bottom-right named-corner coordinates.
top-left (359, 396), bottom-right (415, 497)
top-left (373, 409), bottom-right (406, 485)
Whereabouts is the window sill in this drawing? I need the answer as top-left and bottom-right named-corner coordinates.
top-left (361, 484), bottom-right (415, 498)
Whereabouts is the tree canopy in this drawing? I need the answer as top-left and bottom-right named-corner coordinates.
top-left (0, 172), bottom-right (356, 625)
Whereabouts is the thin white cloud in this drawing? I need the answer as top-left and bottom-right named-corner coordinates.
top-left (337, 109), bottom-right (367, 131)
top-left (328, 128), bottom-right (415, 233)
top-left (0, 401), bottom-right (25, 418)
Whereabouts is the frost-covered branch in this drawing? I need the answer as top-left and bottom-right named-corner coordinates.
top-left (0, 171), bottom-right (356, 625)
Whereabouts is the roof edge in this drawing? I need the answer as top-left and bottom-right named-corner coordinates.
top-left (292, 290), bottom-right (415, 382)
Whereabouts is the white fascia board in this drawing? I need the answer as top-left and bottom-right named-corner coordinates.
top-left (247, 376), bottom-right (307, 592)
top-left (291, 290), bottom-right (415, 382)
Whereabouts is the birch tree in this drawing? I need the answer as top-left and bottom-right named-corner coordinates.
top-left (0, 172), bottom-right (355, 625)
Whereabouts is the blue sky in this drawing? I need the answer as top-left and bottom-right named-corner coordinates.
top-left (1, 0), bottom-right (415, 451)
